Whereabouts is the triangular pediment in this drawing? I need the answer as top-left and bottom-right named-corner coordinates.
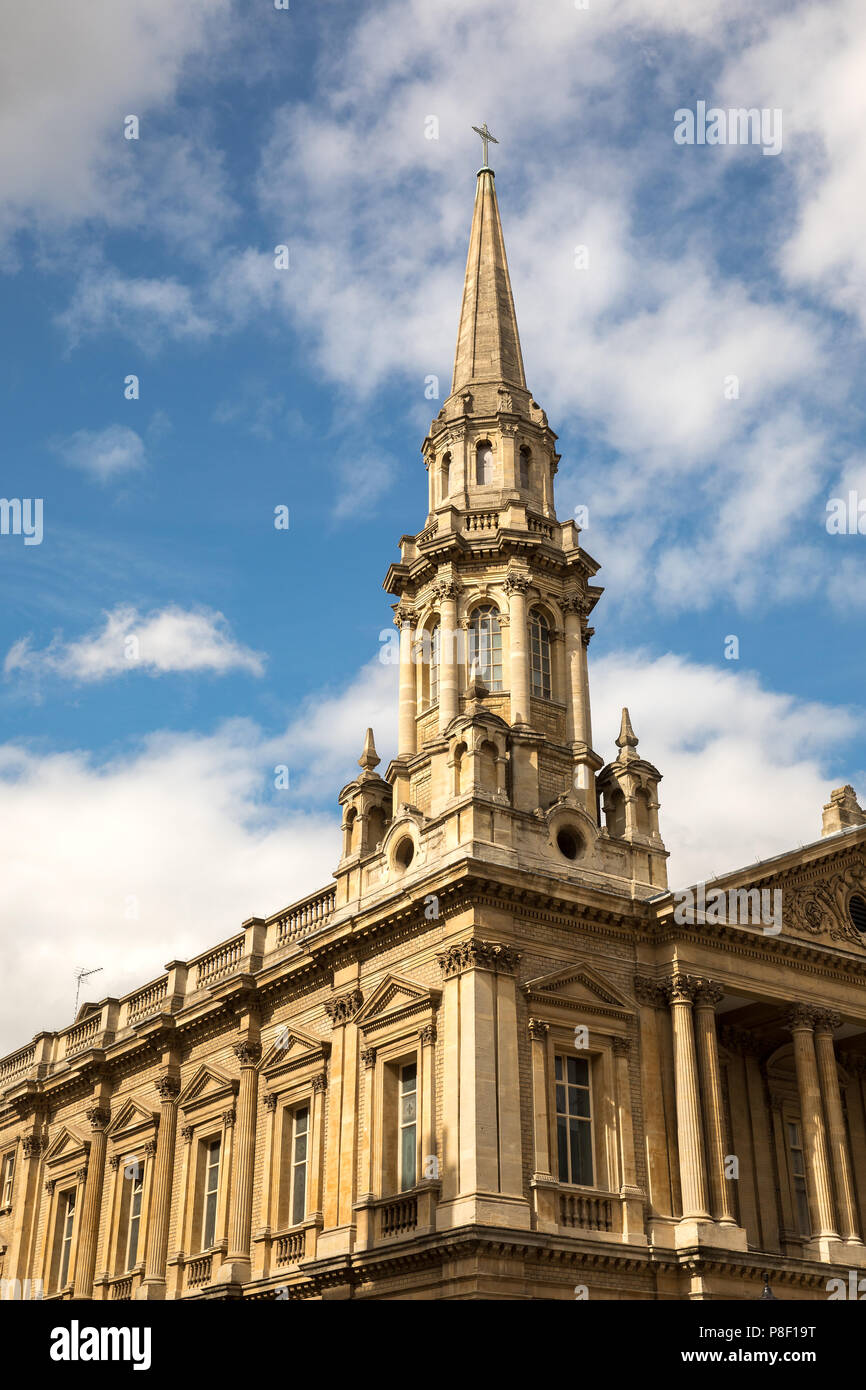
top-left (177, 1062), bottom-right (238, 1114)
top-left (260, 1024), bottom-right (330, 1080)
top-left (523, 963), bottom-right (633, 1016)
top-left (43, 1123), bottom-right (90, 1167)
top-left (105, 1095), bottom-right (159, 1141)
top-left (355, 974), bottom-right (440, 1034)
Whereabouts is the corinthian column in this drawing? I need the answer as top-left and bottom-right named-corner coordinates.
top-left (139, 1073), bottom-right (180, 1298)
top-left (664, 975), bottom-right (711, 1221)
top-left (73, 1102), bottom-right (110, 1298)
top-left (221, 1039), bottom-right (261, 1284)
top-left (693, 983), bottom-right (735, 1224)
top-left (787, 1006), bottom-right (837, 1240)
top-left (437, 581), bottom-right (460, 732)
top-left (814, 1011), bottom-right (860, 1243)
top-left (505, 573), bottom-right (530, 727)
top-left (395, 607), bottom-right (417, 757)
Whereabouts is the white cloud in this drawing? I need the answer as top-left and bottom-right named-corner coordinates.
top-left (5, 605), bottom-right (266, 683)
top-left (0, 1), bottom-right (234, 253)
top-left (53, 423), bottom-right (146, 482)
top-left (58, 268), bottom-right (212, 349)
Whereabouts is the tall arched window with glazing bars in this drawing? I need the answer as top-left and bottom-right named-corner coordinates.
top-left (530, 608), bottom-right (552, 699)
top-left (468, 605), bottom-right (502, 691)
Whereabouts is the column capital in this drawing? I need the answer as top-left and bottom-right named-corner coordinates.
top-left (504, 572), bottom-right (530, 596)
top-left (263, 1093), bottom-right (278, 1113)
top-left (312, 1071), bottom-right (328, 1094)
top-left (662, 973), bottom-right (700, 1006)
top-left (360, 1047), bottom-right (377, 1069)
top-left (324, 988), bottom-right (363, 1027)
top-left (181, 1125), bottom-right (194, 1145)
top-left (222, 1107), bottom-right (236, 1129)
top-left (527, 1017), bottom-right (550, 1039)
top-left (21, 1135), bottom-right (43, 1159)
top-left (394, 606), bottom-right (418, 630)
top-left (786, 1004), bottom-right (819, 1032)
top-left (418, 1024), bottom-right (437, 1047)
top-left (612, 1036), bottom-right (631, 1058)
top-left (433, 579), bottom-right (461, 602)
top-left (633, 975), bottom-right (666, 1008)
top-left (233, 1040), bottom-right (262, 1069)
top-left (813, 1010), bottom-right (842, 1036)
top-left (154, 1074), bottom-right (181, 1102)
top-left (693, 980), bottom-right (724, 1010)
top-left (85, 1104), bottom-right (111, 1132)
top-left (437, 936), bottom-right (521, 979)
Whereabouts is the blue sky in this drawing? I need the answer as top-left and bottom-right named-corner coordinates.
top-left (1, 0), bottom-right (864, 1051)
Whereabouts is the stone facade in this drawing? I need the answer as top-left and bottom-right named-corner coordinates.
top-left (2, 163), bottom-right (866, 1302)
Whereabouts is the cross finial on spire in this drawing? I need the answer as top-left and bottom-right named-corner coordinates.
top-left (471, 122), bottom-right (499, 169)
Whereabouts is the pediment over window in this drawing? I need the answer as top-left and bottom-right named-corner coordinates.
top-left (105, 1096), bottom-right (159, 1143)
top-left (43, 1124), bottom-right (90, 1168)
top-left (523, 963), bottom-right (633, 1019)
top-left (259, 1024), bottom-right (330, 1084)
top-left (177, 1063), bottom-right (239, 1116)
top-left (354, 974), bottom-right (440, 1037)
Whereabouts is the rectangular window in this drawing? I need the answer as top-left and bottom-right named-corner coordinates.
top-left (58, 1188), bottom-right (77, 1288)
top-left (399, 1062), bottom-right (418, 1192)
top-left (429, 625), bottom-right (440, 707)
top-left (0, 1151), bottom-right (14, 1207)
top-left (290, 1107), bottom-right (309, 1226)
top-left (126, 1165), bottom-right (144, 1269)
top-left (555, 1054), bottom-right (593, 1186)
top-left (202, 1138), bottom-right (221, 1250)
top-left (786, 1120), bottom-right (810, 1237)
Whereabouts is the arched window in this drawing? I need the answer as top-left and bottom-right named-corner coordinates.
top-left (518, 447), bottom-right (531, 490)
top-left (468, 605), bottom-right (502, 691)
top-left (475, 441), bottom-right (494, 486)
top-left (429, 623), bottom-right (440, 705)
top-left (440, 453), bottom-right (451, 501)
top-left (529, 609), bottom-right (552, 699)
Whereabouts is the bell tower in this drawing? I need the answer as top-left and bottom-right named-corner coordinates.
top-left (336, 140), bottom-right (667, 906)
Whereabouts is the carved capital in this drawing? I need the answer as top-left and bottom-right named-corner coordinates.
top-left (144, 1139), bottom-right (158, 1159)
top-left (44, 1178), bottom-right (56, 1194)
top-left (75, 1166), bottom-right (88, 1183)
top-left (786, 1004), bottom-right (819, 1033)
top-left (234, 1040), bottom-right (262, 1069)
top-left (433, 579), bottom-right (461, 603)
top-left (394, 606), bottom-right (418, 631)
top-left (312, 1072), bottom-right (328, 1094)
top-left (155, 1074), bottom-right (181, 1103)
top-left (504, 573), bottom-right (530, 597)
top-left (418, 1024), bottom-right (437, 1047)
top-left (22, 1135), bottom-right (43, 1159)
top-left (222, 1108), bottom-right (236, 1129)
top-left (527, 1018), bottom-right (549, 1040)
top-left (633, 975), bottom-right (665, 1009)
top-left (662, 974), bottom-right (699, 1007)
top-left (693, 980), bottom-right (724, 1010)
top-left (360, 1047), bottom-right (377, 1069)
top-left (612, 1036), bottom-right (631, 1058)
top-left (263, 1093), bottom-right (278, 1114)
top-left (324, 989), bottom-right (363, 1027)
top-left (437, 936), bottom-right (521, 979)
top-left (108, 1155), bottom-right (120, 1172)
top-left (180, 1126), bottom-right (194, 1145)
top-left (813, 1010), bottom-right (843, 1036)
top-left (86, 1104), bottom-right (111, 1133)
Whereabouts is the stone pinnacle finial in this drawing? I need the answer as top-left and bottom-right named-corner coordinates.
top-left (358, 728), bottom-right (380, 773)
top-left (616, 708), bottom-right (639, 751)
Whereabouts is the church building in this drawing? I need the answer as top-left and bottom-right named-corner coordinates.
top-left (2, 149), bottom-right (866, 1301)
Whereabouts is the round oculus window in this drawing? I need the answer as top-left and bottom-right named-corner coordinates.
top-left (556, 828), bottom-right (581, 861)
top-left (395, 837), bottom-right (415, 870)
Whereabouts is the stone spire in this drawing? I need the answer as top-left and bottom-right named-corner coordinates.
top-left (615, 708), bottom-right (639, 763)
top-left (451, 168), bottom-right (526, 396)
top-left (358, 728), bottom-right (380, 775)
